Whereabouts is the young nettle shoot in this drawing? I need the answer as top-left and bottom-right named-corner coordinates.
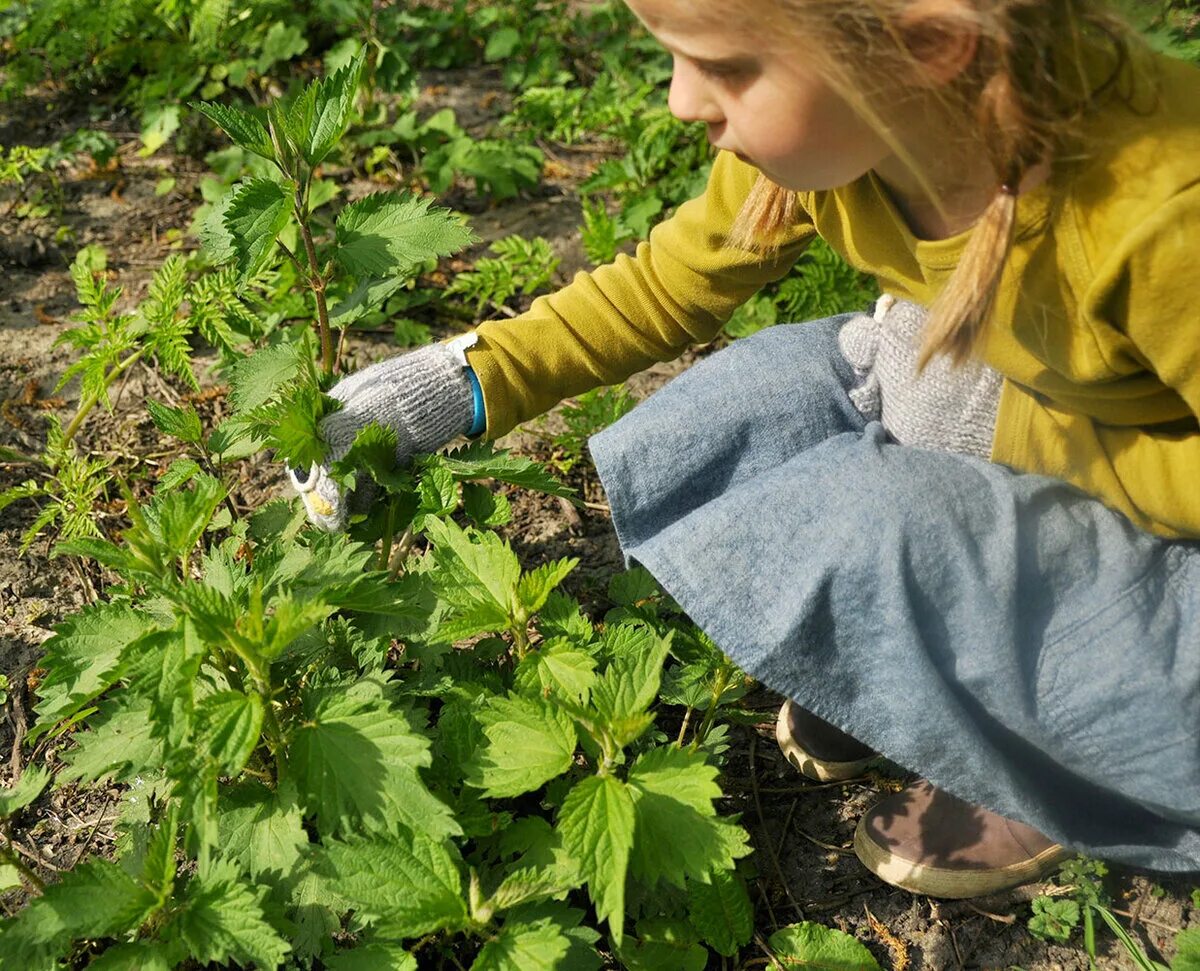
top-left (192, 50), bottom-right (476, 379)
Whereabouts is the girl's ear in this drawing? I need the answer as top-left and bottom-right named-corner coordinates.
top-left (897, 0), bottom-right (980, 87)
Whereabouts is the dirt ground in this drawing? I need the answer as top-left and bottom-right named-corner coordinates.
top-left (1, 68), bottom-right (1197, 970)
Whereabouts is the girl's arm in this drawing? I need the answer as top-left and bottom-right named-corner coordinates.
top-left (464, 151), bottom-right (816, 439)
top-left (1088, 182), bottom-right (1200, 538)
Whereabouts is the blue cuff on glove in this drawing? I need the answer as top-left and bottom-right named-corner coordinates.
top-left (465, 366), bottom-right (486, 437)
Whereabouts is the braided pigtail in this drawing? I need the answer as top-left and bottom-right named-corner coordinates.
top-left (727, 175), bottom-right (800, 252)
top-left (915, 23), bottom-right (1054, 371)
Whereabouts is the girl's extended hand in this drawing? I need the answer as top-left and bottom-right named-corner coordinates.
top-left (287, 335), bottom-right (478, 531)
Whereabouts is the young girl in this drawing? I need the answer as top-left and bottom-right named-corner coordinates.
top-left (291, 0), bottom-right (1200, 899)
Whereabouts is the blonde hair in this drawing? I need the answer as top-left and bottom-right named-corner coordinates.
top-left (720, 0), bottom-right (1152, 371)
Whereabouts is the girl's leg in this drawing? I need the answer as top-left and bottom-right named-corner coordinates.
top-left (589, 314), bottom-right (867, 558)
top-left (600, 413), bottom-right (1200, 871)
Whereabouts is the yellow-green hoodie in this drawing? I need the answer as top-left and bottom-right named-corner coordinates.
top-left (466, 46), bottom-right (1200, 539)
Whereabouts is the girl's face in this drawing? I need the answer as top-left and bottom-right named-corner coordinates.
top-left (624, 0), bottom-right (900, 192)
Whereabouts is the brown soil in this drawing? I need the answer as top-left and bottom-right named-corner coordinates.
top-left (1, 67), bottom-right (1196, 970)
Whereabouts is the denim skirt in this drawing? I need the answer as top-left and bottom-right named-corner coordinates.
top-left (588, 314), bottom-right (1200, 872)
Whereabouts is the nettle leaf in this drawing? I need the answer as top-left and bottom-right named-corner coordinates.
top-left (218, 781), bottom-right (309, 881)
top-left (591, 628), bottom-right (671, 746)
top-left (0, 766), bottom-right (50, 819)
top-left (146, 400), bottom-right (204, 445)
top-left (463, 481), bottom-right (512, 527)
top-left (472, 914), bottom-right (573, 971)
top-left (323, 829), bottom-right (468, 938)
top-left (334, 191), bottom-right (475, 279)
top-left (326, 941), bottom-right (418, 970)
top-left (513, 641), bottom-right (597, 705)
top-left (288, 48), bottom-right (365, 166)
top-left (31, 602), bottom-right (155, 740)
top-left (423, 517), bottom-right (519, 639)
top-left (174, 858), bottom-right (291, 970)
top-left (616, 917), bottom-right (708, 971)
top-left (627, 745), bottom-right (750, 889)
top-left (557, 774), bottom-right (636, 945)
top-left (1174, 929), bottom-right (1200, 971)
top-left (85, 940), bottom-right (181, 971)
top-left (465, 694), bottom-right (577, 798)
top-left (195, 691), bottom-right (263, 776)
top-left (687, 869), bottom-right (753, 957)
top-left (292, 681), bottom-right (458, 837)
top-left (537, 591), bottom-right (594, 645)
top-left (191, 100), bottom-right (275, 161)
top-left (517, 558), bottom-right (579, 617)
top-left (767, 922), bottom-right (882, 971)
top-left (332, 423), bottom-right (410, 492)
top-left (432, 443), bottom-right (576, 501)
top-left (329, 275), bottom-right (406, 328)
top-left (227, 342), bottom-right (301, 414)
top-left (60, 699), bottom-right (163, 785)
top-left (224, 178), bottom-right (292, 277)
top-left (0, 860), bottom-right (159, 964)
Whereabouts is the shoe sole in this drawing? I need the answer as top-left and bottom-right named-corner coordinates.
top-left (774, 703), bottom-right (876, 783)
top-left (852, 816), bottom-right (1072, 899)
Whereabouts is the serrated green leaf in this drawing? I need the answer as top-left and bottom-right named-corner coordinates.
top-left (557, 774), bottom-right (635, 945)
top-left (218, 781), bottom-right (308, 880)
top-left (608, 567), bottom-right (660, 606)
top-left (31, 603), bottom-right (154, 741)
top-left (158, 457), bottom-right (202, 491)
top-left (292, 682), bottom-right (458, 837)
top-left (225, 340), bottom-right (302, 412)
top-left (334, 191), bottom-right (475, 279)
top-left (687, 869), bottom-right (753, 957)
top-left (767, 922), bottom-right (882, 970)
top-left (331, 422), bottom-right (408, 491)
top-left (146, 400), bottom-right (204, 445)
top-left (517, 558), bottom-right (578, 617)
top-left (591, 629), bottom-right (670, 746)
top-left (84, 941), bottom-right (180, 971)
top-left (537, 591), bottom-right (594, 644)
top-left (224, 178), bottom-right (291, 277)
top-left (514, 641), bottom-right (597, 705)
top-left (0, 766), bottom-right (50, 818)
top-left (196, 691), bottom-right (263, 775)
top-left (1174, 928), bottom-right (1200, 971)
top-left (627, 745), bottom-right (750, 889)
top-left (329, 275), bottom-right (406, 327)
top-left (463, 482), bottom-right (511, 527)
top-left (0, 862), bottom-right (23, 892)
top-left (60, 700), bottom-right (162, 785)
top-left (288, 865), bottom-right (346, 961)
top-left (433, 442), bottom-right (575, 500)
top-left (176, 858), bottom-right (291, 969)
top-left (423, 516), bottom-right (519, 639)
top-left (465, 694), bottom-right (577, 798)
top-left (289, 49), bottom-right (365, 166)
top-left (191, 101), bottom-right (275, 160)
top-left (324, 829), bottom-right (468, 938)
top-left (0, 858), bottom-right (159, 965)
top-left (472, 915), bottom-right (573, 970)
top-left (326, 942), bottom-right (418, 971)
top-left (615, 917), bottom-right (708, 971)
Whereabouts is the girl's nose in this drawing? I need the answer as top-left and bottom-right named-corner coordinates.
top-left (667, 59), bottom-right (723, 125)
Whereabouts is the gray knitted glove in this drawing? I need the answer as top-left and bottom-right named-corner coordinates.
top-left (838, 294), bottom-right (1002, 459)
top-left (289, 333), bottom-right (479, 531)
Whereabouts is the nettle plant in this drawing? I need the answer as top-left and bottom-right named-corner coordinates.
top-left (0, 55), bottom-right (768, 970)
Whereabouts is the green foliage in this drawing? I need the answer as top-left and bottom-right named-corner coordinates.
top-left (539, 384), bottom-right (637, 474)
top-left (727, 238), bottom-right (880, 339)
top-left (1028, 897), bottom-right (1081, 943)
top-left (446, 235), bottom-right (560, 316)
top-left (767, 921), bottom-right (883, 969)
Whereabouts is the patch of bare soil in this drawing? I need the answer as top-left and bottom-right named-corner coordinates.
top-left (1, 67), bottom-right (1196, 969)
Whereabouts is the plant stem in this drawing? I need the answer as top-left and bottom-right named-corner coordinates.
top-left (293, 188), bottom-right (334, 378)
top-left (378, 499), bottom-right (398, 572)
top-left (59, 347), bottom-right (147, 450)
top-left (693, 663), bottom-right (732, 746)
top-left (676, 706), bottom-right (694, 745)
